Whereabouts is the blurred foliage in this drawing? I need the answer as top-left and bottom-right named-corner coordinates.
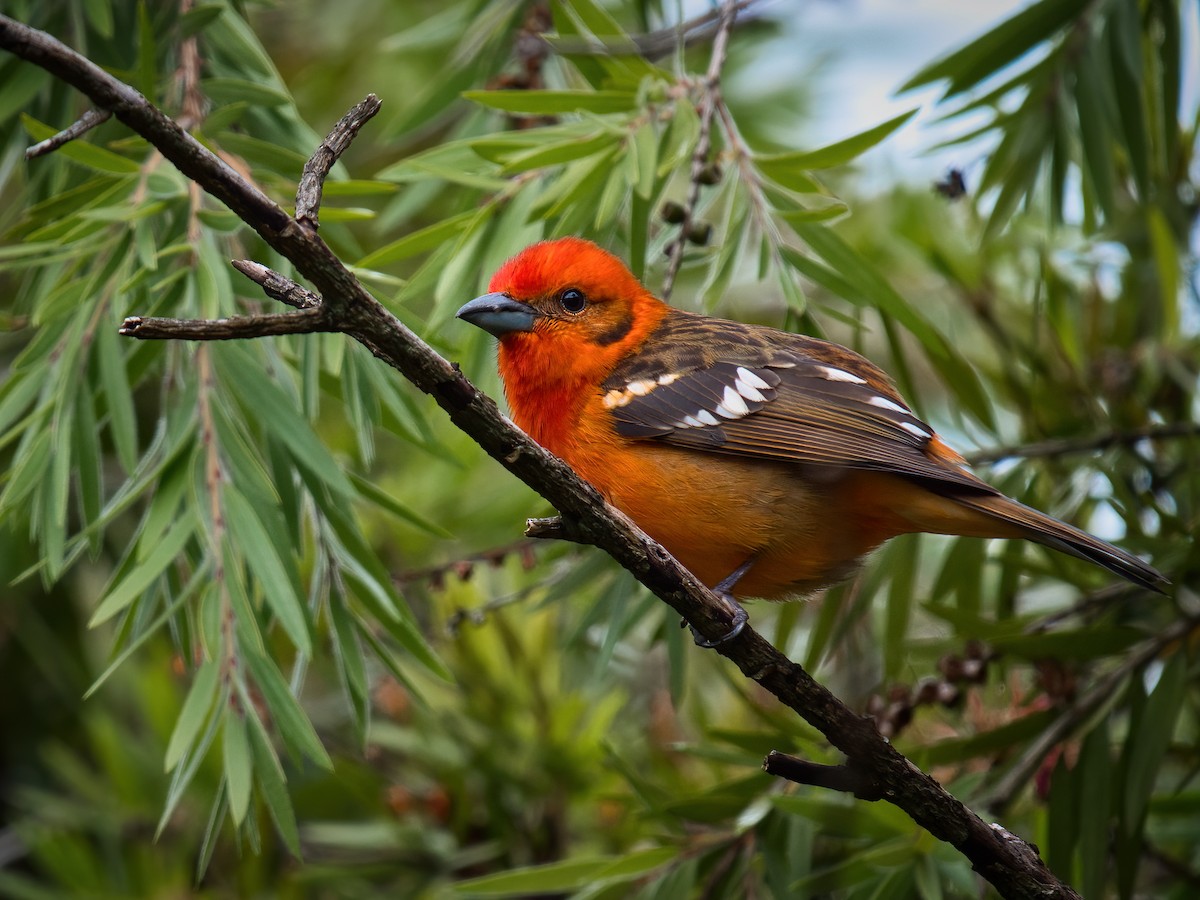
top-left (0, 0), bottom-right (1197, 897)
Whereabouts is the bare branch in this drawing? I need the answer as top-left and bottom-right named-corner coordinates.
top-left (119, 307), bottom-right (331, 341)
top-left (25, 106), bottom-right (110, 159)
top-left (967, 421), bottom-right (1200, 465)
top-left (662, 0), bottom-right (738, 299)
top-left (295, 93), bottom-right (382, 230)
top-left (764, 751), bottom-right (884, 800)
top-left (232, 259), bottom-right (321, 309)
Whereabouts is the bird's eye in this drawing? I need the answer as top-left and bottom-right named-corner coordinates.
top-left (559, 288), bottom-right (587, 314)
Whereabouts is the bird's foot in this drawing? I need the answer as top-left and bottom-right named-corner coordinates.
top-left (684, 594), bottom-right (749, 648)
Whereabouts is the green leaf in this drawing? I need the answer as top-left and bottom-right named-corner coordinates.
top-left (356, 210), bottom-right (479, 269)
top-left (630, 121), bottom-right (657, 199)
top-left (1074, 40), bottom-right (1118, 222)
top-left (1123, 652), bottom-right (1187, 823)
top-left (329, 589), bottom-right (369, 739)
top-left (0, 62), bottom-right (49, 126)
top-left (243, 649), bottom-right (333, 770)
top-left (1106, 3), bottom-right (1149, 196)
top-left (338, 554), bottom-right (450, 682)
top-left (180, 2), bottom-right (226, 37)
top-left (1046, 753), bottom-right (1078, 879)
top-left (992, 625), bottom-right (1144, 660)
top-left (900, 0), bottom-right (1083, 96)
top-left (213, 132), bottom-right (307, 178)
top-left (322, 179), bottom-right (398, 197)
top-left (165, 660), bottom-right (220, 772)
top-left (223, 712), bottom-right (253, 826)
top-left (245, 704), bottom-right (301, 856)
top-left (782, 232), bottom-right (943, 354)
top-left (463, 89), bottom-right (638, 115)
top-left (349, 472), bottom-right (452, 537)
top-left (498, 132), bottom-right (618, 173)
top-left (884, 538), bottom-right (917, 680)
top-left (202, 77), bottom-right (292, 107)
top-left (85, 563), bottom-right (209, 699)
top-left (89, 515), bottom-right (195, 626)
top-left (756, 109), bottom-right (916, 171)
top-left (223, 486), bottom-right (312, 656)
top-left (83, 0), bottom-right (115, 37)
top-left (217, 343), bottom-right (355, 499)
top-left (455, 857), bottom-right (617, 894)
top-left (1078, 720), bottom-right (1112, 898)
top-left (94, 321), bottom-right (139, 474)
top-left (1147, 205), bottom-right (1180, 331)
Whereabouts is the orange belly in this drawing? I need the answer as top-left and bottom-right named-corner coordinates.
top-left (562, 436), bottom-right (907, 600)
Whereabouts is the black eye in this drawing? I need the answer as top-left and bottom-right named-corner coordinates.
top-left (559, 288), bottom-right (587, 314)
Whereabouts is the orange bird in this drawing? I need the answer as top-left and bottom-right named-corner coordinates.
top-left (457, 238), bottom-right (1166, 644)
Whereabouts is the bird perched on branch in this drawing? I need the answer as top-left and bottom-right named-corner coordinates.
top-left (457, 238), bottom-right (1167, 644)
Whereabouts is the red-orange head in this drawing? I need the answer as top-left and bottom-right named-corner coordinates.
top-left (457, 238), bottom-right (668, 447)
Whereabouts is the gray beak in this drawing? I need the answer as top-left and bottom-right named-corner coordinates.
top-left (455, 292), bottom-right (537, 338)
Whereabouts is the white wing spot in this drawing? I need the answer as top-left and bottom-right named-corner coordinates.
top-left (735, 367), bottom-right (771, 390)
top-left (696, 409), bottom-right (720, 427)
top-left (681, 414), bottom-right (706, 428)
top-left (900, 421), bottom-right (932, 440)
top-left (868, 395), bottom-right (909, 414)
top-left (817, 365), bottom-right (867, 384)
top-left (734, 378), bottom-right (766, 403)
top-left (658, 373), bottom-right (680, 385)
top-left (626, 379), bottom-right (655, 396)
top-left (718, 386), bottom-right (750, 418)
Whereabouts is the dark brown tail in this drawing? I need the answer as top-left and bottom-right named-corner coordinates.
top-left (956, 493), bottom-right (1168, 593)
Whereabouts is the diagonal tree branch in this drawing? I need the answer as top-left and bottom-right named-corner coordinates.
top-left (0, 15), bottom-right (1084, 900)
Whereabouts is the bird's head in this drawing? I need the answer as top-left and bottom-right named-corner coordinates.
top-left (457, 237), bottom-right (668, 388)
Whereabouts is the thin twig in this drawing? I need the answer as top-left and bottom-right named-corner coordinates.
top-left (526, 515), bottom-right (590, 544)
top-left (1023, 582), bottom-right (1138, 635)
top-left (763, 751), bottom-right (885, 800)
top-left (986, 614), bottom-right (1200, 813)
top-left (662, 0), bottom-right (738, 299)
top-left (295, 93), bottom-right (382, 230)
top-left (119, 307), bottom-right (331, 340)
top-left (548, 0), bottom-right (762, 61)
top-left (24, 107), bottom-right (110, 159)
top-left (232, 260), bottom-right (322, 309)
top-left (966, 422), bottom-right (1200, 465)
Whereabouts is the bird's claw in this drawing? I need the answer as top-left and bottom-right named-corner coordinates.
top-left (683, 600), bottom-right (749, 648)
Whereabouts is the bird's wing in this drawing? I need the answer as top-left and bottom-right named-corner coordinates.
top-left (601, 311), bottom-right (993, 494)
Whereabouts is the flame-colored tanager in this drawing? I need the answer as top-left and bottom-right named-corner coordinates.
top-left (457, 238), bottom-right (1166, 643)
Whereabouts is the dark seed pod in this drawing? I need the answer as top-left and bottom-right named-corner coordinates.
top-left (686, 221), bottom-right (712, 245)
top-left (660, 201), bottom-right (687, 224)
top-left (697, 162), bottom-right (722, 185)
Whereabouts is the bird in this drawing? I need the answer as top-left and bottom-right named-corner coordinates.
top-left (456, 237), bottom-right (1167, 645)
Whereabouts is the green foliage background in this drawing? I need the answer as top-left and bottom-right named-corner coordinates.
top-left (0, 0), bottom-right (1197, 897)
